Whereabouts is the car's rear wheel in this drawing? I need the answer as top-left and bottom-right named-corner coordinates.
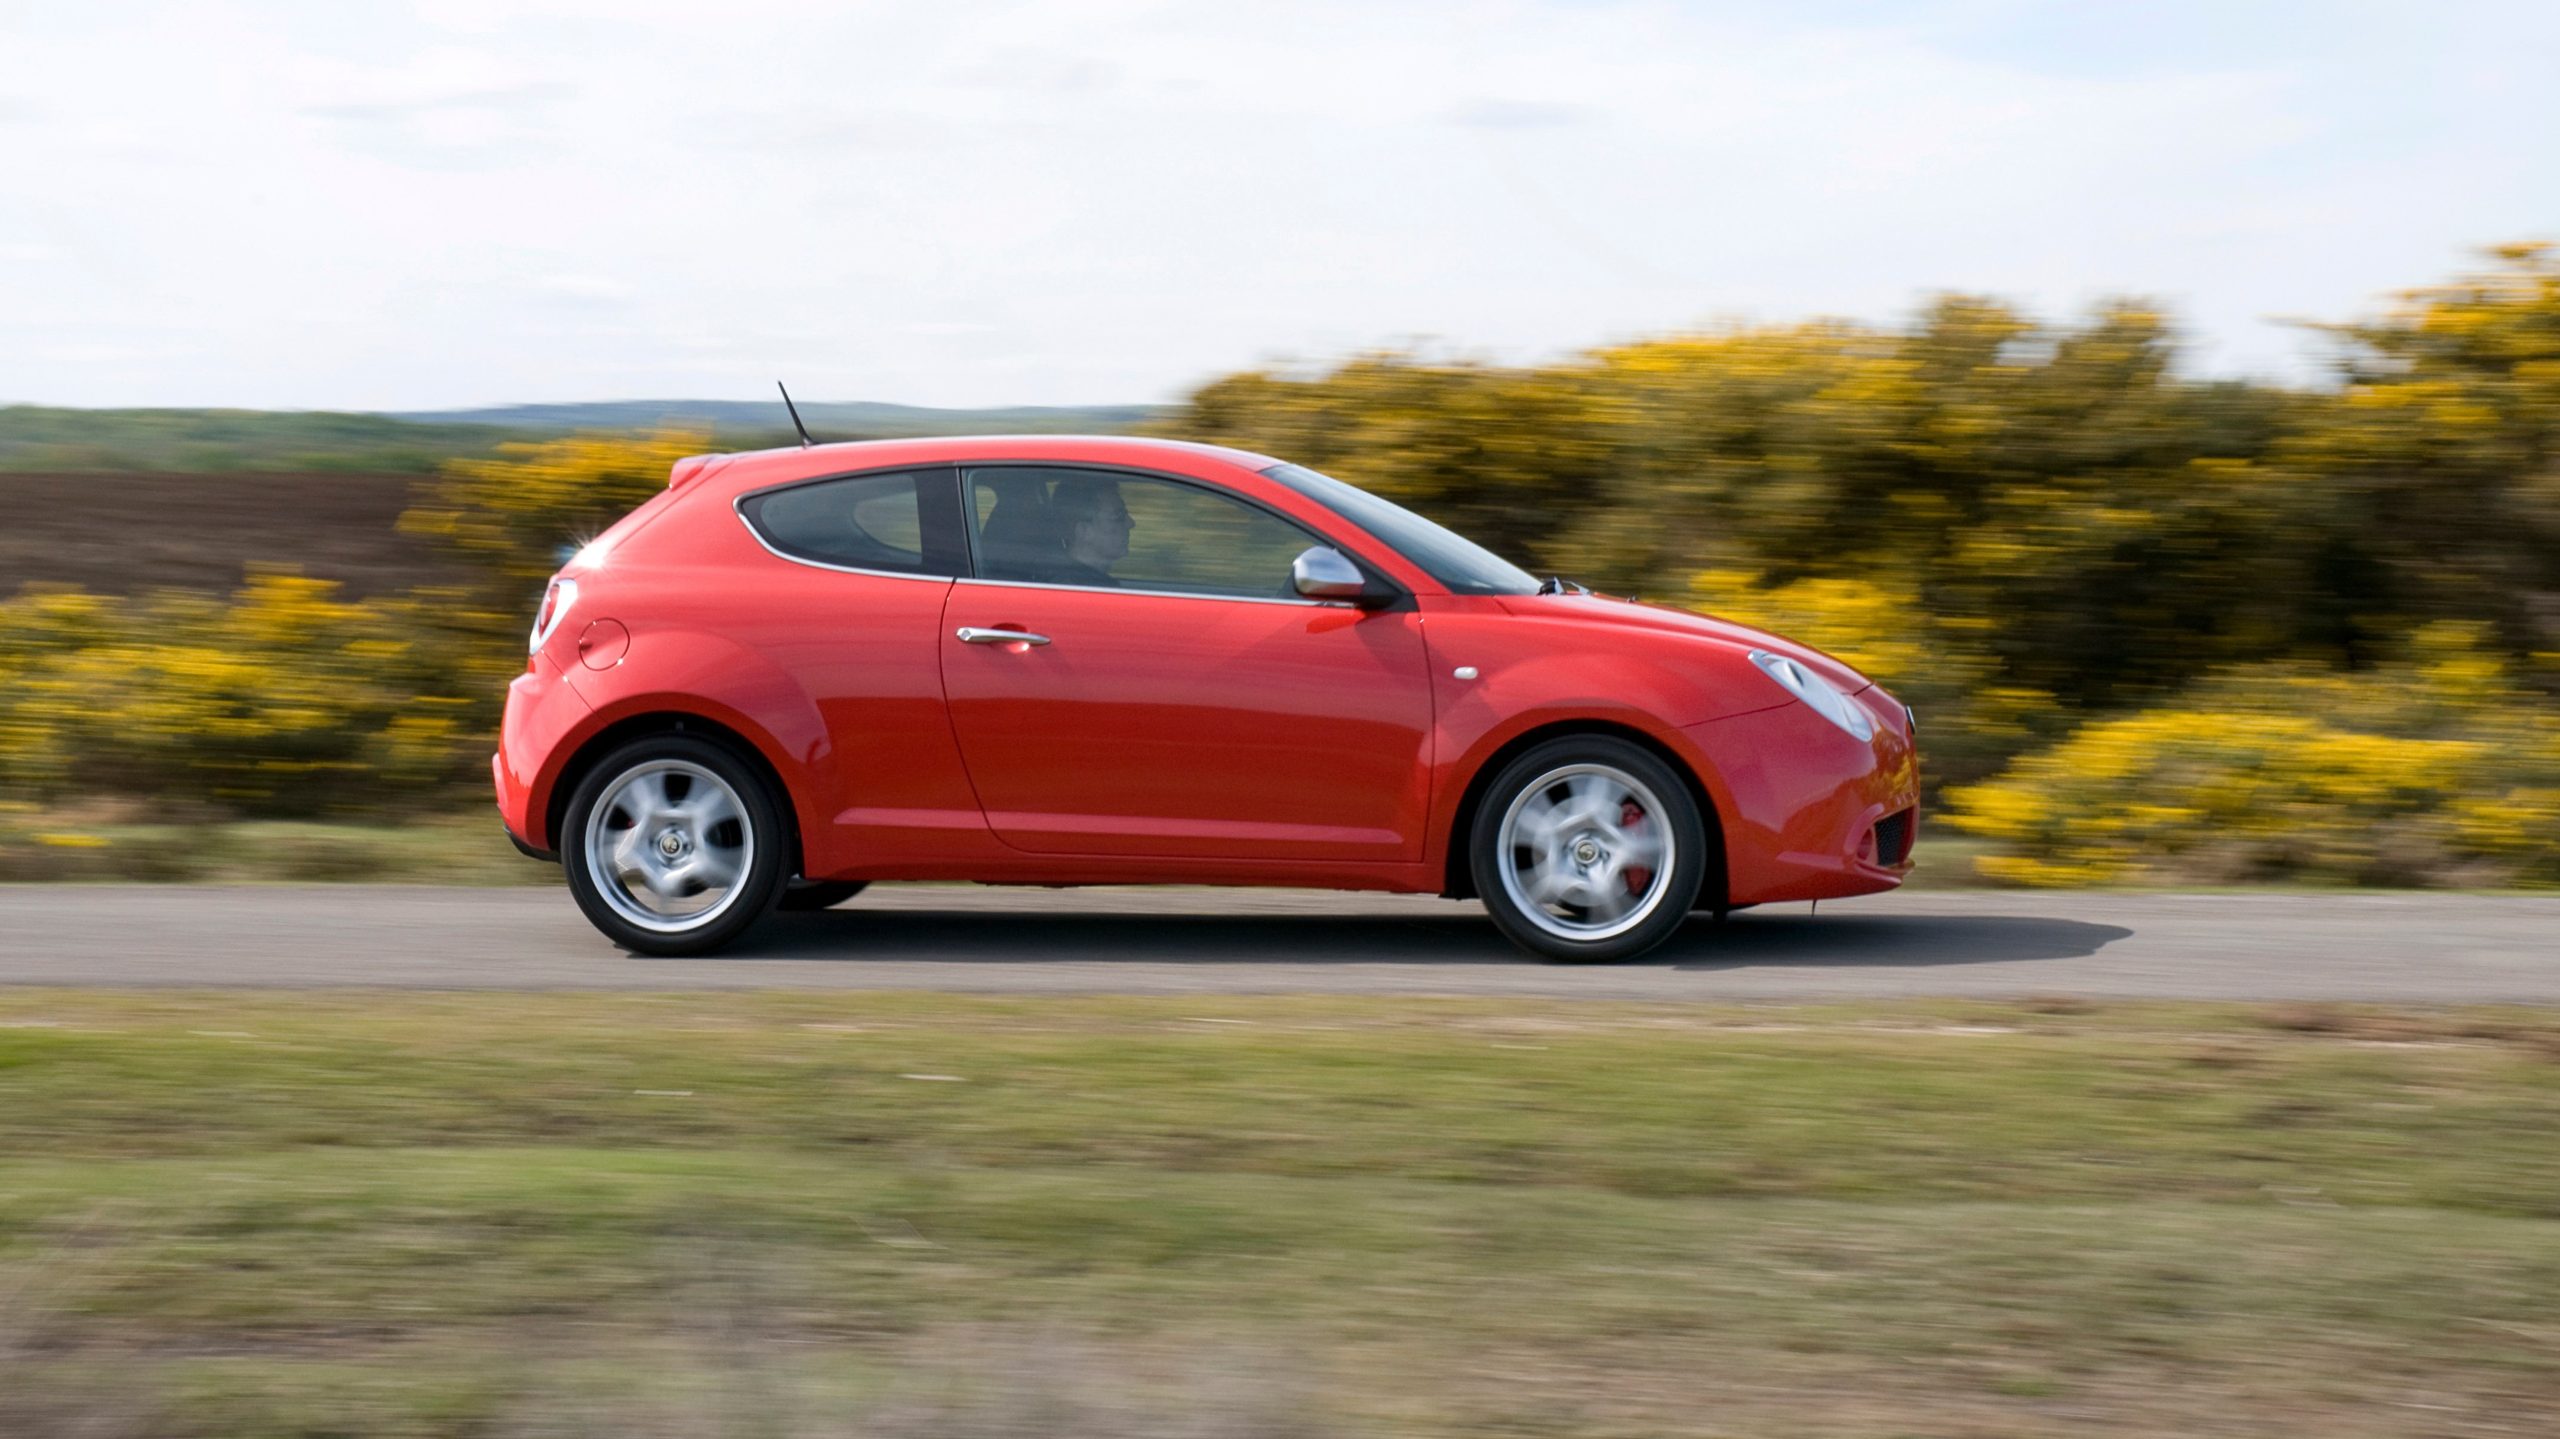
top-left (776, 880), bottom-right (869, 911)
top-left (563, 735), bottom-right (787, 956)
top-left (1470, 737), bottom-right (1706, 963)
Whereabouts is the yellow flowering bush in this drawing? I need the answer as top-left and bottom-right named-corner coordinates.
top-left (402, 428), bottom-right (707, 596)
top-left (0, 575), bottom-right (485, 815)
top-left (1, 432), bottom-right (713, 819)
top-left (1948, 625), bottom-right (2560, 887)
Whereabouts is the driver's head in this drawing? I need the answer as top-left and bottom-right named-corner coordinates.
top-left (1050, 476), bottom-right (1132, 570)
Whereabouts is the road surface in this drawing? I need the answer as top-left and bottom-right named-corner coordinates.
top-left (1, 885), bottom-right (2553, 1001)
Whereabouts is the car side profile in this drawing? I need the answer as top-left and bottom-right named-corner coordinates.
top-left (496, 435), bottom-right (1918, 962)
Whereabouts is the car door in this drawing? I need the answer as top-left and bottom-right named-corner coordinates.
top-left (938, 464), bottom-right (1436, 861)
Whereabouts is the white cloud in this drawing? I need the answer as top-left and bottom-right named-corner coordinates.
top-left (0, 0), bottom-right (2552, 407)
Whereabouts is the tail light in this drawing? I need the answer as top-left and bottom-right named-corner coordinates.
top-left (529, 576), bottom-right (578, 654)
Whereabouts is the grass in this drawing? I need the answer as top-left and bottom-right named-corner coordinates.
top-left (1894, 831), bottom-right (2002, 888)
top-left (0, 809), bottom-right (554, 884)
top-left (4, 991), bottom-right (2559, 1435)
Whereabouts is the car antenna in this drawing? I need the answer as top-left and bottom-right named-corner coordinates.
top-left (776, 381), bottom-right (817, 448)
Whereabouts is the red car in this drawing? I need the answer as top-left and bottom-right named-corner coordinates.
top-left (497, 435), bottom-right (1918, 961)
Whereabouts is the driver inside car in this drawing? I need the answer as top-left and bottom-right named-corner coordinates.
top-left (1045, 475), bottom-right (1133, 587)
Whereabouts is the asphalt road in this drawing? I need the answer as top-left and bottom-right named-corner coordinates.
top-left (1, 885), bottom-right (2554, 1001)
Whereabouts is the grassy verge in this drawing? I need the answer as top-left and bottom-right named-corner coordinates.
top-left (1894, 831), bottom-right (2002, 888)
top-left (0, 810), bottom-right (553, 884)
top-left (4, 992), bottom-right (2558, 1436)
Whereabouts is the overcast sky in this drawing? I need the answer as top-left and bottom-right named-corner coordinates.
top-left (2, 0), bottom-right (2554, 410)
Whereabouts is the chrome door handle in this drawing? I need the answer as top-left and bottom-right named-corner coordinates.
top-left (956, 626), bottom-right (1051, 646)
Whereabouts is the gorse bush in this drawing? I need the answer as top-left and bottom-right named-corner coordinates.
top-left (0, 575), bottom-right (481, 815)
top-left (0, 430), bottom-right (707, 818)
top-left (401, 428), bottom-right (704, 598)
top-left (1947, 626), bottom-right (2560, 886)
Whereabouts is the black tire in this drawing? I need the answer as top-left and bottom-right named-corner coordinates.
top-left (1468, 736), bottom-right (1707, 963)
top-left (776, 880), bottom-right (869, 912)
top-left (561, 734), bottom-right (789, 956)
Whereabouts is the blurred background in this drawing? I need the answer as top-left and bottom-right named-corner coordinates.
top-left (4, 1), bottom-right (2555, 888)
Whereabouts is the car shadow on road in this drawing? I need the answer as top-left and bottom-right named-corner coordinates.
top-left (1668, 911), bottom-right (2132, 970)
top-left (696, 904), bottom-right (2131, 969)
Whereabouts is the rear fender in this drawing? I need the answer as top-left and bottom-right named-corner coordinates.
top-left (536, 636), bottom-right (829, 857)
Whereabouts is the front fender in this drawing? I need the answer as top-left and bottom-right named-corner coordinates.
top-left (1416, 602), bottom-right (1802, 895)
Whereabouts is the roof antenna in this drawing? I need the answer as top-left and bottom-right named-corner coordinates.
top-left (776, 381), bottom-right (816, 448)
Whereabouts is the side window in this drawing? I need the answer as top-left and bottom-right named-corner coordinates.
top-left (740, 469), bottom-right (963, 576)
top-left (966, 467), bottom-right (1322, 599)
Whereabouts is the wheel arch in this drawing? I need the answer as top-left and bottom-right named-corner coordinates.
top-left (544, 711), bottom-right (811, 879)
top-left (1441, 718), bottom-right (1728, 909)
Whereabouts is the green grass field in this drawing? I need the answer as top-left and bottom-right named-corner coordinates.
top-left (4, 991), bottom-right (2557, 1436)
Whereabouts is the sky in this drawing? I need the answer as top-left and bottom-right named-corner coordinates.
top-left (2, 0), bottom-right (2555, 410)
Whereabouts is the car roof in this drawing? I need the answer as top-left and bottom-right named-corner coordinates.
top-left (675, 434), bottom-right (1287, 498)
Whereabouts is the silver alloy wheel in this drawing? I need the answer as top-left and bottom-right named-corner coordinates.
top-left (582, 758), bottom-right (757, 934)
top-left (1494, 762), bottom-right (1677, 942)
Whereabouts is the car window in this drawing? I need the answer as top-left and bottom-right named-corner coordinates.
top-left (965, 467), bottom-right (1324, 599)
top-left (1260, 462), bottom-right (1538, 595)
top-left (740, 469), bottom-right (961, 576)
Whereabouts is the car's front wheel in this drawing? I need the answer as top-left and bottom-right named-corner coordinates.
top-left (1469, 737), bottom-right (1707, 962)
top-left (563, 735), bottom-right (788, 956)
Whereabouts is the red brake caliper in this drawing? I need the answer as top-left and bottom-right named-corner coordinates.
top-left (1620, 800), bottom-right (1650, 894)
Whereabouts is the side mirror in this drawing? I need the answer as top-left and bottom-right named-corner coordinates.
top-left (1292, 546), bottom-right (1380, 605)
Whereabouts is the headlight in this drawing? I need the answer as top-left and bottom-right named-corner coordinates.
top-left (1748, 648), bottom-right (1874, 742)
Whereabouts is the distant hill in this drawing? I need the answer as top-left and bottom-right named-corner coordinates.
top-left (387, 399), bottom-right (1167, 439)
top-left (0, 399), bottom-right (1167, 473)
top-left (0, 405), bottom-right (520, 474)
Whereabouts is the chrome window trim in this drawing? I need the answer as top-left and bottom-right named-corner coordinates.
top-left (952, 574), bottom-right (1350, 608)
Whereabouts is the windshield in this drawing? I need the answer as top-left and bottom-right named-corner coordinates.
top-left (1260, 463), bottom-right (1540, 596)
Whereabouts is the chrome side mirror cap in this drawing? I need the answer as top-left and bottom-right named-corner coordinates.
top-left (1291, 545), bottom-right (1375, 603)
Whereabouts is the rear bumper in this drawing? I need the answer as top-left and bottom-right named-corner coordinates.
top-left (494, 653), bottom-right (593, 853)
top-left (1687, 684), bottom-right (1921, 907)
top-left (502, 819), bottom-right (557, 863)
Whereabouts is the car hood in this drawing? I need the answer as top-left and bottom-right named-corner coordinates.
top-left (1496, 593), bottom-right (1874, 695)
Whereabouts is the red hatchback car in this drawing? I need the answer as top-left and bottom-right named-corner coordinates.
top-left (497, 435), bottom-right (1918, 961)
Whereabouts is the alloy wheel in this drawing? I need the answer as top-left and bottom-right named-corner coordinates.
top-left (1494, 762), bottom-right (1677, 942)
top-left (582, 758), bottom-right (757, 934)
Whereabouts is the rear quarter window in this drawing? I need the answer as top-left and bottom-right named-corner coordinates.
top-left (738, 469), bottom-right (960, 576)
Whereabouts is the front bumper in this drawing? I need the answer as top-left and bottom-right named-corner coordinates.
top-left (1687, 683), bottom-right (1920, 907)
